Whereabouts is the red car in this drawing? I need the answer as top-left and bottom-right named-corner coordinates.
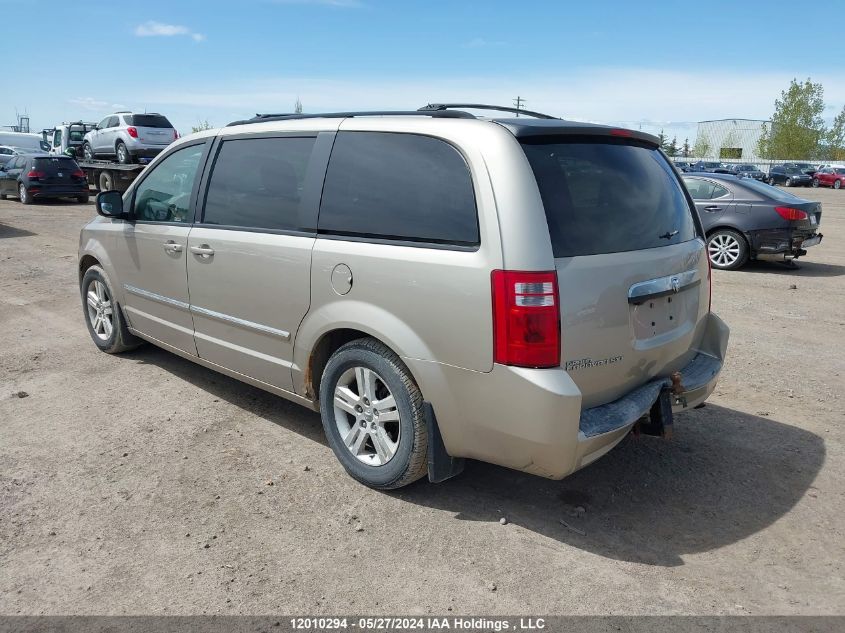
top-left (812, 166), bottom-right (845, 190)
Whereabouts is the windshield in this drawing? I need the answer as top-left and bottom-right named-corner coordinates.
top-left (740, 178), bottom-right (807, 201)
top-left (126, 114), bottom-right (173, 128)
top-left (785, 167), bottom-right (803, 174)
top-left (521, 138), bottom-right (696, 257)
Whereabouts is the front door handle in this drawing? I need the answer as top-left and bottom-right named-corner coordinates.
top-left (190, 244), bottom-right (215, 258)
top-left (163, 240), bottom-right (183, 253)
top-left (703, 205), bottom-right (722, 212)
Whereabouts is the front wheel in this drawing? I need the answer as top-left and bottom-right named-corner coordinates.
top-left (319, 338), bottom-right (428, 489)
top-left (784, 177), bottom-right (792, 187)
top-left (81, 265), bottom-right (142, 354)
top-left (707, 229), bottom-right (749, 270)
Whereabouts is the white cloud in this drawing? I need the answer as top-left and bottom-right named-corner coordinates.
top-left (68, 97), bottom-right (110, 111)
top-left (268, 0), bottom-right (364, 6)
top-left (134, 21), bottom-right (205, 42)
top-left (464, 38), bottom-right (506, 48)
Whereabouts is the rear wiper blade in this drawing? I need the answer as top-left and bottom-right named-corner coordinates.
top-left (658, 230), bottom-right (679, 240)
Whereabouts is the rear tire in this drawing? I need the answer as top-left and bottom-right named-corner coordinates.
top-left (319, 338), bottom-right (429, 490)
top-left (77, 195), bottom-right (90, 204)
top-left (835, 180), bottom-right (842, 190)
top-left (812, 178), bottom-right (819, 188)
top-left (0, 193), bottom-right (6, 200)
top-left (98, 170), bottom-right (114, 192)
top-left (81, 265), bottom-right (142, 354)
top-left (18, 183), bottom-right (31, 205)
top-left (785, 177), bottom-right (792, 187)
top-left (83, 142), bottom-right (93, 160)
top-left (707, 229), bottom-right (749, 271)
top-left (116, 142), bottom-right (131, 165)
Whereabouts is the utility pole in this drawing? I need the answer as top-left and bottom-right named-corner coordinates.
top-left (513, 96), bottom-right (525, 117)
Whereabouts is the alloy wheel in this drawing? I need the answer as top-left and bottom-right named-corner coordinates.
top-left (86, 279), bottom-right (114, 341)
top-left (332, 366), bottom-right (401, 467)
top-left (708, 233), bottom-right (741, 268)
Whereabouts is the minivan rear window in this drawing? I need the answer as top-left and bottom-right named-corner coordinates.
top-left (521, 138), bottom-right (697, 257)
top-left (127, 115), bottom-right (172, 129)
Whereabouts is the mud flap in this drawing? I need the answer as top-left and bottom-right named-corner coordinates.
top-left (639, 389), bottom-right (674, 439)
top-left (424, 402), bottom-right (465, 483)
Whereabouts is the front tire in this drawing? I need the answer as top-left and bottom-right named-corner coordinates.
top-left (319, 338), bottom-right (428, 490)
top-left (81, 265), bottom-right (142, 354)
top-left (784, 177), bottom-right (792, 187)
top-left (707, 229), bottom-right (749, 271)
top-left (19, 183), bottom-right (31, 205)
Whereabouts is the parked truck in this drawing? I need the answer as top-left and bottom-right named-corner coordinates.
top-left (40, 122), bottom-right (148, 192)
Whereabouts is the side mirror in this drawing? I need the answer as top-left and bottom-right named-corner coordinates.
top-left (40, 141), bottom-right (50, 151)
top-left (96, 190), bottom-right (125, 218)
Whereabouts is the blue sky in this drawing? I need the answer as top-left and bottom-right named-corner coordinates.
top-left (3, 0), bottom-right (844, 142)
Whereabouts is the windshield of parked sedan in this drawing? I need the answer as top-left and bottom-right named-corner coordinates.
top-left (741, 178), bottom-right (806, 201)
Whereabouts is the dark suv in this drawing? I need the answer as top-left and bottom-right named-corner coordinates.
top-left (0, 155), bottom-right (89, 204)
top-left (768, 165), bottom-right (811, 187)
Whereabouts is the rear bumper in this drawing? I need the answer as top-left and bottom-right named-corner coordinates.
top-left (407, 312), bottom-right (729, 480)
top-left (750, 228), bottom-right (823, 259)
top-left (29, 186), bottom-right (88, 198)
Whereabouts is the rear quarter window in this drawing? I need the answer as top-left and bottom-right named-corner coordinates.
top-left (521, 138), bottom-right (697, 257)
top-left (318, 132), bottom-right (479, 247)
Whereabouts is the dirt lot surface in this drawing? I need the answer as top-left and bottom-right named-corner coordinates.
top-left (1, 188), bottom-right (843, 616)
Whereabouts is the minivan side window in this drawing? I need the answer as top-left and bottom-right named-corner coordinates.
top-left (201, 136), bottom-right (316, 232)
top-left (133, 144), bottom-right (205, 223)
top-left (318, 132), bottom-right (479, 246)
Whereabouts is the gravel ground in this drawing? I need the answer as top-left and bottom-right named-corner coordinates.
top-left (0, 188), bottom-right (843, 615)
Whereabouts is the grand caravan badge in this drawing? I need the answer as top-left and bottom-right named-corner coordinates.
top-left (565, 355), bottom-right (623, 371)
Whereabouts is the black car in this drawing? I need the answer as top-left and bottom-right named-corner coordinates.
top-left (682, 174), bottom-right (822, 270)
top-left (728, 163), bottom-right (766, 181)
top-left (767, 165), bottom-right (812, 187)
top-left (674, 161), bottom-right (693, 172)
top-left (691, 160), bottom-right (723, 172)
top-left (0, 154), bottom-right (89, 204)
top-left (783, 162), bottom-right (817, 176)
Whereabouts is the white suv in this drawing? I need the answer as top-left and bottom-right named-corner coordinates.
top-left (83, 112), bottom-right (177, 164)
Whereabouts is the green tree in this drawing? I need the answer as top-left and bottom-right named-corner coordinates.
top-left (666, 136), bottom-right (679, 157)
top-left (681, 138), bottom-right (691, 158)
top-left (191, 119), bottom-right (213, 133)
top-left (693, 133), bottom-right (711, 158)
top-left (657, 129), bottom-right (667, 149)
top-left (294, 97), bottom-right (303, 114)
top-left (825, 106), bottom-right (845, 161)
top-left (764, 78), bottom-right (826, 159)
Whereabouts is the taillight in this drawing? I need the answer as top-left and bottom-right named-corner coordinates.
top-left (127, 126), bottom-right (138, 138)
top-left (26, 169), bottom-right (45, 180)
top-left (610, 128), bottom-right (634, 137)
top-left (174, 130), bottom-right (179, 140)
top-left (72, 169), bottom-right (86, 179)
top-left (774, 206), bottom-right (808, 221)
top-left (491, 270), bottom-right (560, 368)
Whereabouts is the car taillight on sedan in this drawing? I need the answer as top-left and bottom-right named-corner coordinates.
top-left (127, 127), bottom-right (139, 138)
top-left (775, 206), bottom-right (809, 221)
top-left (26, 169), bottom-right (46, 180)
top-left (491, 270), bottom-right (561, 368)
top-left (72, 169), bottom-right (86, 180)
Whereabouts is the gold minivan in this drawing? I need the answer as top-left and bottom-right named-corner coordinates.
top-left (78, 105), bottom-right (729, 489)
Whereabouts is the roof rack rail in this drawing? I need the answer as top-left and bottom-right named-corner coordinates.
top-left (418, 103), bottom-right (558, 120)
top-left (227, 109), bottom-right (476, 127)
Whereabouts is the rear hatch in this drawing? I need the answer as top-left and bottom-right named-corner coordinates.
top-left (32, 157), bottom-right (84, 187)
top-left (127, 114), bottom-right (175, 146)
top-left (521, 136), bottom-right (710, 408)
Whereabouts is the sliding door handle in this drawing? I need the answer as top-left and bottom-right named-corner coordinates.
top-left (189, 244), bottom-right (215, 258)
